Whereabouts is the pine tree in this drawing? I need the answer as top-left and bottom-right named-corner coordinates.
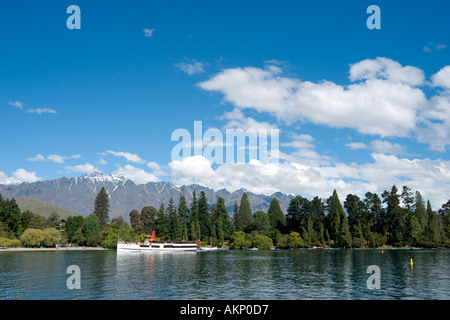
top-left (141, 206), bottom-right (157, 235)
top-left (156, 203), bottom-right (170, 240)
top-left (178, 195), bottom-right (189, 241)
top-left (215, 197), bottom-right (232, 245)
top-left (166, 198), bottom-right (179, 240)
top-left (197, 191), bottom-right (211, 241)
top-left (0, 198), bottom-right (21, 236)
top-left (189, 191), bottom-right (201, 241)
top-left (267, 198), bottom-right (286, 232)
top-left (326, 190), bottom-right (351, 248)
top-left (129, 209), bottom-right (142, 236)
top-left (236, 193), bottom-right (253, 233)
top-left (382, 186), bottom-right (406, 246)
top-left (94, 187), bottom-right (109, 231)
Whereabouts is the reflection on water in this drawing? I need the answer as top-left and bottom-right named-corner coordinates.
top-left (0, 249), bottom-right (448, 299)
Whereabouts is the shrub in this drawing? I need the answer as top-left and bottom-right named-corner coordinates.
top-left (230, 231), bottom-right (252, 250)
top-left (0, 237), bottom-right (20, 248)
top-left (252, 234), bottom-right (273, 250)
top-left (288, 232), bottom-right (304, 248)
top-left (42, 228), bottom-right (60, 247)
top-left (20, 228), bottom-right (44, 247)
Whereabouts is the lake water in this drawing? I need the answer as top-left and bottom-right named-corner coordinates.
top-left (0, 249), bottom-right (448, 300)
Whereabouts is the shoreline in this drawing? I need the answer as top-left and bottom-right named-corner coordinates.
top-left (0, 247), bottom-right (111, 252)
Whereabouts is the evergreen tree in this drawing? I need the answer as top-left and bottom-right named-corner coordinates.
top-left (141, 206), bottom-right (157, 235)
top-left (232, 201), bottom-right (239, 229)
top-left (310, 196), bottom-right (325, 245)
top-left (215, 197), bottom-right (232, 245)
top-left (0, 198), bottom-right (21, 236)
top-left (253, 211), bottom-right (272, 236)
top-left (286, 195), bottom-right (310, 238)
top-left (166, 198), bottom-right (179, 240)
top-left (129, 209), bottom-right (142, 236)
top-left (178, 195), bottom-right (189, 241)
top-left (94, 187), bottom-right (109, 231)
top-left (83, 213), bottom-right (101, 245)
top-left (189, 191), bottom-right (201, 241)
top-left (267, 198), bottom-right (286, 232)
top-left (426, 200), bottom-right (441, 246)
top-left (382, 185), bottom-right (406, 246)
top-left (326, 190), bottom-right (351, 248)
top-left (235, 193), bottom-right (254, 233)
top-left (344, 194), bottom-right (364, 240)
top-left (156, 203), bottom-right (170, 240)
top-left (197, 191), bottom-right (211, 241)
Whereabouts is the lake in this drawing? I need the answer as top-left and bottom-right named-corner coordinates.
top-left (0, 249), bottom-right (448, 300)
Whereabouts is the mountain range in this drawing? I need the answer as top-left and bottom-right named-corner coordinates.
top-left (0, 172), bottom-right (293, 221)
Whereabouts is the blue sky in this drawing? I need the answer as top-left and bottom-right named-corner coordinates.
top-left (1, 0), bottom-right (449, 208)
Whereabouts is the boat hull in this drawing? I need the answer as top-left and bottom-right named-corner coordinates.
top-left (117, 242), bottom-right (198, 252)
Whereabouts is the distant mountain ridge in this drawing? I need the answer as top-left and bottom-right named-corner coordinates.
top-left (0, 172), bottom-right (292, 221)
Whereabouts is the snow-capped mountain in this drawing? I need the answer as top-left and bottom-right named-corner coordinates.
top-left (0, 172), bottom-right (291, 220)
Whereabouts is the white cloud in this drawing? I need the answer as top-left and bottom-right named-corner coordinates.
top-left (27, 154), bottom-right (46, 162)
top-left (168, 154), bottom-right (450, 210)
top-left (0, 169), bottom-right (41, 184)
top-left (219, 108), bottom-right (279, 132)
top-left (198, 58), bottom-right (427, 138)
top-left (431, 65), bottom-right (450, 89)
top-left (98, 158), bottom-right (107, 165)
top-left (175, 59), bottom-right (205, 75)
top-left (106, 150), bottom-right (146, 164)
top-left (349, 57), bottom-right (425, 86)
top-left (423, 42), bottom-right (447, 53)
top-left (114, 165), bottom-right (160, 184)
top-left (8, 101), bottom-right (23, 110)
top-left (346, 142), bottom-right (368, 150)
top-left (346, 140), bottom-right (406, 155)
top-left (27, 154), bottom-right (81, 164)
top-left (143, 28), bottom-right (155, 37)
top-left (26, 108), bottom-right (57, 114)
top-left (65, 162), bottom-right (99, 173)
top-left (146, 161), bottom-right (161, 170)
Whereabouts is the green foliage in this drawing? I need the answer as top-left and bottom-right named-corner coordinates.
top-left (288, 232), bottom-right (304, 248)
top-left (20, 228), bottom-right (45, 247)
top-left (94, 187), bottom-right (110, 231)
top-left (230, 231), bottom-right (252, 250)
top-left (0, 237), bottom-right (21, 247)
top-left (83, 213), bottom-right (101, 241)
top-left (42, 228), bottom-right (61, 247)
top-left (235, 193), bottom-right (254, 233)
top-left (252, 234), bottom-right (273, 250)
top-left (267, 198), bottom-right (286, 232)
top-left (253, 211), bottom-right (272, 236)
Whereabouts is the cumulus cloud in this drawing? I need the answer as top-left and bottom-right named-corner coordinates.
top-left (198, 57), bottom-right (450, 151)
top-left (0, 169), bottom-right (41, 184)
top-left (27, 154), bottom-right (46, 162)
top-left (114, 165), bottom-right (160, 184)
top-left (198, 58), bottom-right (427, 138)
top-left (65, 162), bottom-right (99, 173)
top-left (27, 154), bottom-right (80, 164)
top-left (106, 151), bottom-right (146, 164)
top-left (168, 154), bottom-right (450, 209)
top-left (346, 139), bottom-right (407, 155)
top-left (219, 108), bottom-right (279, 132)
top-left (431, 65), bottom-right (450, 89)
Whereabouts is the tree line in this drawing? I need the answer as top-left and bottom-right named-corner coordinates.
top-left (126, 186), bottom-right (450, 249)
top-left (2, 185), bottom-right (449, 249)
